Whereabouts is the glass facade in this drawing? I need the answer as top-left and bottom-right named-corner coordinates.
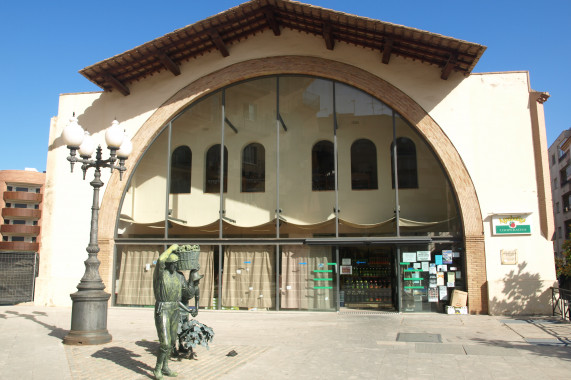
top-left (114, 75), bottom-right (464, 312)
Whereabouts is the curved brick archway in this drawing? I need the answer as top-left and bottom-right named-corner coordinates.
top-left (99, 56), bottom-right (488, 313)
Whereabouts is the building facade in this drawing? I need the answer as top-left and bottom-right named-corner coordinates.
top-left (549, 129), bottom-right (571, 260)
top-left (37, 0), bottom-right (556, 314)
top-left (0, 169), bottom-right (45, 303)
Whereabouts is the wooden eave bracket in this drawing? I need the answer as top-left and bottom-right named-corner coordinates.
top-left (322, 23), bottom-right (334, 50)
top-left (104, 73), bottom-right (130, 96)
top-left (208, 28), bottom-right (229, 57)
top-left (263, 8), bottom-right (281, 36)
top-left (382, 38), bottom-right (393, 64)
top-left (536, 92), bottom-right (550, 104)
top-left (440, 53), bottom-right (458, 80)
top-left (157, 51), bottom-right (181, 76)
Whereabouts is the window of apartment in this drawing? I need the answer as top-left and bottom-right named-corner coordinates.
top-left (13, 220), bottom-right (26, 225)
top-left (205, 144), bottom-right (228, 193)
top-left (312, 140), bottom-right (335, 191)
top-left (351, 139), bottom-right (378, 190)
top-left (7, 186), bottom-right (12, 191)
top-left (15, 187), bottom-right (28, 192)
top-left (11, 236), bottom-right (24, 242)
top-left (33, 221), bottom-right (38, 226)
top-left (170, 145), bottom-right (192, 194)
top-left (14, 204), bottom-right (27, 209)
top-left (31, 237), bottom-right (36, 243)
top-left (565, 220), bottom-right (571, 240)
top-left (391, 137), bottom-right (418, 189)
top-left (242, 143), bottom-right (265, 193)
top-left (554, 178), bottom-right (559, 189)
top-left (558, 227), bottom-right (562, 239)
top-left (552, 154), bottom-right (556, 166)
top-left (2, 236), bottom-right (7, 242)
top-left (3, 220), bottom-right (9, 225)
top-left (563, 193), bottom-right (571, 212)
top-left (556, 202), bottom-right (560, 214)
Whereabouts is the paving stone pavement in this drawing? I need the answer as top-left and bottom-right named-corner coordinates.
top-left (1, 305), bottom-right (571, 379)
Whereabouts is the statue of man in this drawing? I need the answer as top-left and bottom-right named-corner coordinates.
top-left (153, 244), bottom-right (181, 379)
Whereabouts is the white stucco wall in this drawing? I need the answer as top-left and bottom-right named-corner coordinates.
top-left (37, 28), bottom-right (556, 314)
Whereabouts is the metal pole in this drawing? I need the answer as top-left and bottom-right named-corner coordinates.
top-left (64, 163), bottom-right (112, 345)
top-left (392, 110), bottom-right (400, 237)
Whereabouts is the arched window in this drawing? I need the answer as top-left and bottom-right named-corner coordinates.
top-left (351, 139), bottom-right (378, 190)
top-left (242, 143), bottom-right (265, 192)
top-left (205, 144), bottom-right (228, 193)
top-left (391, 137), bottom-right (418, 189)
top-left (312, 140), bottom-right (335, 191)
top-left (170, 146), bottom-right (192, 194)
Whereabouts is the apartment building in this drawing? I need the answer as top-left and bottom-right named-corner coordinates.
top-left (549, 129), bottom-right (571, 259)
top-left (0, 169), bottom-right (45, 303)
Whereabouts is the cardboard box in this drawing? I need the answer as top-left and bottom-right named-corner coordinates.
top-left (450, 290), bottom-right (467, 307)
top-left (446, 306), bottom-right (468, 314)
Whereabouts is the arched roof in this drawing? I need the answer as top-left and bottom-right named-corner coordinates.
top-left (79, 0), bottom-right (486, 96)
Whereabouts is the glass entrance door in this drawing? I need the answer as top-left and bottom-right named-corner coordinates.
top-left (339, 246), bottom-right (396, 311)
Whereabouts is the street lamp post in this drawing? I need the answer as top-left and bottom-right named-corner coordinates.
top-left (61, 115), bottom-right (132, 345)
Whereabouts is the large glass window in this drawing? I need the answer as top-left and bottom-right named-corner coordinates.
top-left (115, 74), bottom-right (464, 312)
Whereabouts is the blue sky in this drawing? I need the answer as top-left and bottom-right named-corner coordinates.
top-left (1, 0), bottom-right (569, 171)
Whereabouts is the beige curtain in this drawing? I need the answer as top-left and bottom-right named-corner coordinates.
top-left (198, 246), bottom-right (215, 307)
top-left (281, 246), bottom-right (335, 310)
top-left (116, 245), bottom-right (160, 306)
top-left (222, 246), bottom-right (275, 309)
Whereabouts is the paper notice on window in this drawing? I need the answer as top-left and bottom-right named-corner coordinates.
top-left (428, 287), bottom-right (438, 302)
top-left (403, 252), bottom-right (417, 262)
top-left (417, 251), bottom-right (431, 261)
top-left (439, 286), bottom-right (448, 300)
top-left (437, 272), bottom-right (445, 286)
top-left (421, 261), bottom-right (429, 272)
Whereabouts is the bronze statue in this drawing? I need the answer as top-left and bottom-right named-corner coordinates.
top-left (153, 244), bottom-right (213, 379)
top-left (153, 244), bottom-right (182, 379)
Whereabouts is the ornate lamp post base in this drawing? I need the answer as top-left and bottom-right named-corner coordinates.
top-left (63, 290), bottom-right (112, 345)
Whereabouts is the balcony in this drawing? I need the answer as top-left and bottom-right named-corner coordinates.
top-left (3, 191), bottom-right (42, 203)
top-left (0, 241), bottom-right (39, 252)
top-left (1, 208), bottom-right (41, 219)
top-left (0, 225), bottom-right (40, 236)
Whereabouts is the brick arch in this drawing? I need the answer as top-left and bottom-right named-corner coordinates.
top-left (99, 56), bottom-right (487, 313)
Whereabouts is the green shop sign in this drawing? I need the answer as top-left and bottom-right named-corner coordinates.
top-left (492, 214), bottom-right (532, 235)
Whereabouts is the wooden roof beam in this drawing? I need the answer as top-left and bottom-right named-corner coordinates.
top-left (104, 73), bottom-right (130, 96)
top-left (208, 28), bottom-right (229, 57)
top-left (263, 8), bottom-right (281, 36)
top-left (441, 53), bottom-right (458, 80)
top-left (157, 51), bottom-right (181, 76)
top-left (322, 23), bottom-right (334, 50)
top-left (382, 38), bottom-right (393, 64)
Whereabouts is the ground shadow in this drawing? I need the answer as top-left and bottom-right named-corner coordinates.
top-left (136, 339), bottom-right (160, 355)
top-left (489, 262), bottom-right (553, 315)
top-left (469, 335), bottom-right (571, 361)
top-left (91, 346), bottom-right (154, 378)
top-left (1, 310), bottom-right (68, 339)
